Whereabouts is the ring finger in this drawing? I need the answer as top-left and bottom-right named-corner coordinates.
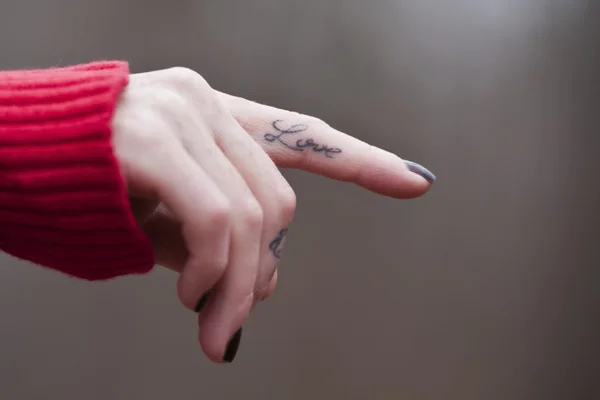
top-left (211, 111), bottom-right (296, 301)
top-left (180, 125), bottom-right (263, 363)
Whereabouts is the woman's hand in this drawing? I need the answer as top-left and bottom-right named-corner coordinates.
top-left (111, 67), bottom-right (435, 363)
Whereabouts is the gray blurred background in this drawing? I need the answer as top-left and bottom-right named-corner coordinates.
top-left (0, 1), bottom-right (599, 399)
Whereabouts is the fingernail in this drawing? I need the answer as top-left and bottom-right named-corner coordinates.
top-left (404, 160), bottom-right (436, 183)
top-left (194, 292), bottom-right (210, 313)
top-left (223, 327), bottom-right (243, 363)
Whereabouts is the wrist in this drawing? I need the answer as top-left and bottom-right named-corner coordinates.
top-left (0, 61), bottom-right (154, 279)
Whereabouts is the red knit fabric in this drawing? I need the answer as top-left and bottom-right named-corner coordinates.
top-left (0, 61), bottom-right (155, 280)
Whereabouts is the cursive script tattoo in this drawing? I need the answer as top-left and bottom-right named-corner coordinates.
top-left (264, 120), bottom-right (342, 158)
top-left (268, 228), bottom-right (288, 259)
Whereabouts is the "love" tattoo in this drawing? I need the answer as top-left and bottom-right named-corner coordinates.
top-left (264, 120), bottom-right (342, 158)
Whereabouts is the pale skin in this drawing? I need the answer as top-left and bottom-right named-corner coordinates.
top-left (111, 67), bottom-right (433, 363)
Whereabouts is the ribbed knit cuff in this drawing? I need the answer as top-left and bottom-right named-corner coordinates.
top-left (0, 61), bottom-right (155, 280)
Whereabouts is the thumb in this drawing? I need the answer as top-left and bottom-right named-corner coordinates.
top-left (219, 92), bottom-right (435, 199)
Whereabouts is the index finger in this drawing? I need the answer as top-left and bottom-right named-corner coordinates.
top-left (218, 92), bottom-right (435, 199)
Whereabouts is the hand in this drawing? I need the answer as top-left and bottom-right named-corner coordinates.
top-left (111, 67), bottom-right (435, 363)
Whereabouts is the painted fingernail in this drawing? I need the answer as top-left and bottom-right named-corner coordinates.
top-left (223, 327), bottom-right (243, 363)
top-left (194, 292), bottom-right (210, 313)
top-left (404, 160), bottom-right (436, 183)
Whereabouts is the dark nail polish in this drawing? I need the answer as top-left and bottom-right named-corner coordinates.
top-left (223, 327), bottom-right (243, 363)
top-left (194, 292), bottom-right (210, 313)
top-left (404, 160), bottom-right (436, 183)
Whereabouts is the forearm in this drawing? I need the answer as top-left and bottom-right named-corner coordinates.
top-left (0, 61), bottom-right (154, 279)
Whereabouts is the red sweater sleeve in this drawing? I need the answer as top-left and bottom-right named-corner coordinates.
top-left (0, 61), bottom-right (155, 280)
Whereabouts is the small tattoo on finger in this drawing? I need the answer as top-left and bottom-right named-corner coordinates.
top-left (264, 120), bottom-right (342, 158)
top-left (268, 228), bottom-right (288, 259)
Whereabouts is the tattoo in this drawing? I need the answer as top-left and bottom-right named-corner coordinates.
top-left (268, 228), bottom-right (288, 259)
top-left (264, 120), bottom-right (342, 158)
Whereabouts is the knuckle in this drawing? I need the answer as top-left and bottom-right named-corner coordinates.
top-left (163, 67), bottom-right (218, 108)
top-left (158, 68), bottom-right (229, 131)
top-left (194, 89), bottom-right (223, 119)
top-left (151, 91), bottom-right (191, 133)
top-left (277, 185), bottom-right (297, 221)
top-left (195, 254), bottom-right (227, 288)
top-left (154, 87), bottom-right (188, 113)
top-left (238, 198), bottom-right (264, 230)
top-left (205, 200), bottom-right (232, 229)
top-left (165, 67), bottom-right (205, 86)
top-left (208, 252), bottom-right (228, 276)
top-left (181, 218), bottom-right (228, 254)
